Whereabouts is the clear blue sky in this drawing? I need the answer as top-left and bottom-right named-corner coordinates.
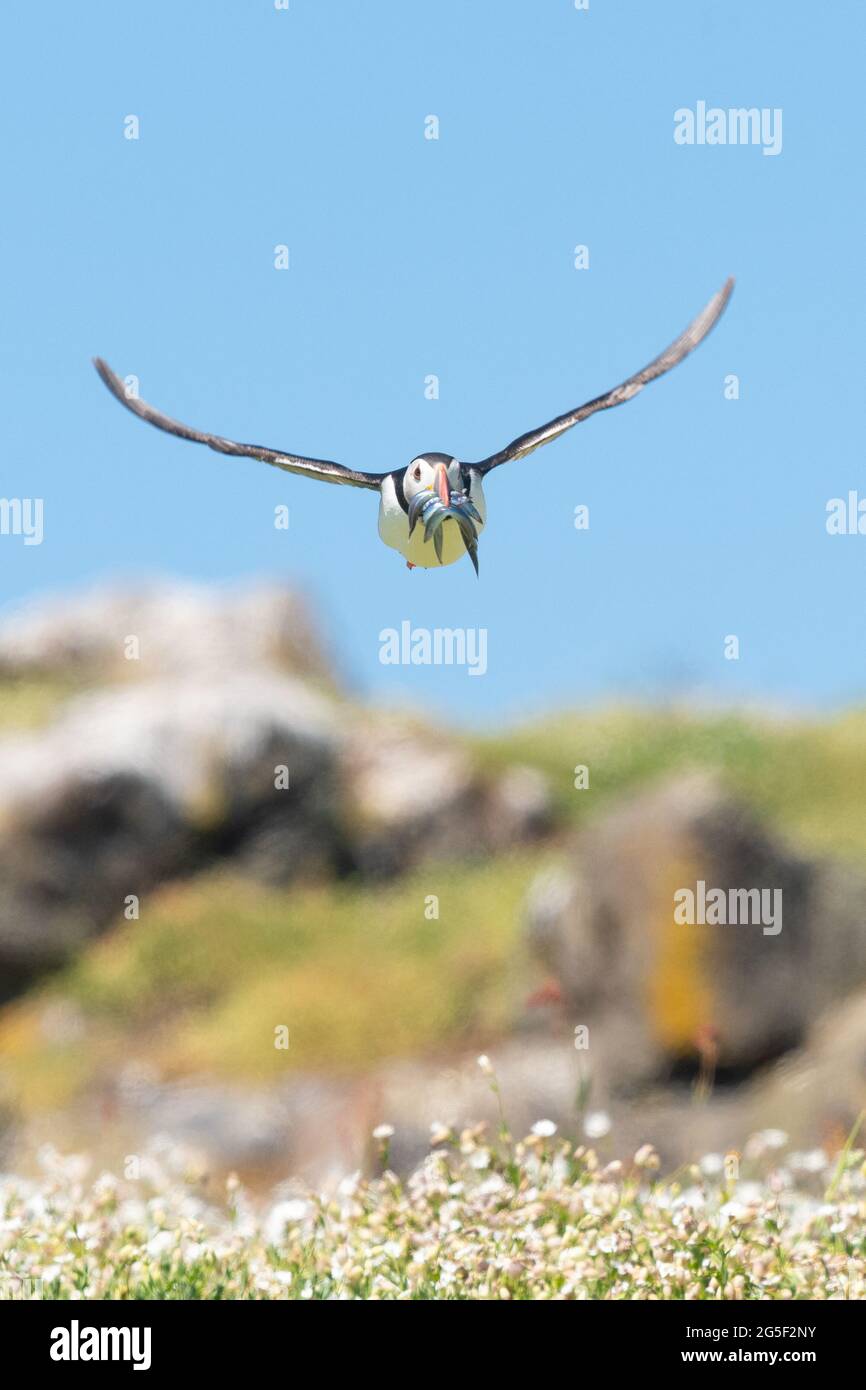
top-left (2, 2), bottom-right (863, 723)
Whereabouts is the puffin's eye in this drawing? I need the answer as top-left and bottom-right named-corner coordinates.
top-left (413, 466), bottom-right (422, 481)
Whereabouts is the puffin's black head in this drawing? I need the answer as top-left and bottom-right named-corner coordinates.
top-left (403, 453), bottom-right (482, 574)
top-left (402, 453), bottom-right (462, 507)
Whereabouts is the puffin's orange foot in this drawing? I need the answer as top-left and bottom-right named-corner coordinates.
top-left (406, 561), bottom-right (416, 570)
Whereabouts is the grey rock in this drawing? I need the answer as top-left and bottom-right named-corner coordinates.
top-left (0, 673), bottom-right (343, 998)
top-left (0, 580), bottom-right (555, 1004)
top-left (524, 772), bottom-right (866, 1074)
top-left (344, 718), bottom-right (552, 876)
top-left (0, 581), bottom-right (332, 684)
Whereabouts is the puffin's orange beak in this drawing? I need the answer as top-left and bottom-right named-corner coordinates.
top-left (434, 461), bottom-right (450, 506)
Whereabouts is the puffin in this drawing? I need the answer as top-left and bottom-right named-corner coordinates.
top-left (94, 277), bottom-right (732, 575)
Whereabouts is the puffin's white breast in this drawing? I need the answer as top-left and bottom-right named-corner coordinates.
top-left (378, 472), bottom-right (486, 569)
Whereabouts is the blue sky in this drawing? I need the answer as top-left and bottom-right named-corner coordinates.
top-left (2, 1), bottom-right (863, 724)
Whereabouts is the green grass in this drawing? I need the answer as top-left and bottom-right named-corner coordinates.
top-left (0, 854), bottom-right (541, 1107)
top-left (475, 704), bottom-right (866, 863)
top-left (0, 676), bottom-right (80, 731)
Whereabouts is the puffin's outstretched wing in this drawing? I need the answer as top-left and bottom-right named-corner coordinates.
top-left (93, 358), bottom-right (385, 491)
top-left (470, 278), bottom-right (734, 477)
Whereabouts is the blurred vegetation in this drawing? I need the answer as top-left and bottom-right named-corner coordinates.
top-left (476, 706), bottom-right (866, 862)
top-left (0, 857), bottom-right (538, 1111)
top-left (0, 675), bottom-right (81, 730)
top-left (4, 704), bottom-right (866, 1113)
top-left (6, 1126), bottom-right (864, 1300)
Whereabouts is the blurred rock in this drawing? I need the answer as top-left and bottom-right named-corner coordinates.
top-left (344, 718), bottom-right (551, 876)
top-left (747, 988), bottom-right (866, 1153)
top-left (0, 673), bottom-right (343, 999)
top-left (489, 764), bottom-right (552, 844)
top-left (524, 772), bottom-right (866, 1074)
top-left (0, 581), bottom-right (333, 684)
top-left (0, 579), bottom-right (554, 999)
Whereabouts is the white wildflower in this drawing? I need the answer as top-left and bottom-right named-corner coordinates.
top-left (531, 1120), bottom-right (557, 1138)
top-left (584, 1111), bottom-right (612, 1140)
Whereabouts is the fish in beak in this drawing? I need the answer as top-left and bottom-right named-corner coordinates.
top-left (405, 464), bottom-right (483, 572)
top-left (406, 473), bottom-right (483, 574)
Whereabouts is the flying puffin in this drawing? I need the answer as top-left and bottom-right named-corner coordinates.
top-left (94, 277), bottom-right (732, 575)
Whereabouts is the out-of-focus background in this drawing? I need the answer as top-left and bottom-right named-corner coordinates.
top-left (1, 2), bottom-right (866, 1189)
top-left (1, 578), bottom-right (866, 1186)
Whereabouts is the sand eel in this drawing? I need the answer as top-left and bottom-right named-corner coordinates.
top-left (94, 278), bottom-right (733, 575)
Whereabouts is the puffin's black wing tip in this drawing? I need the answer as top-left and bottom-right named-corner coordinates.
top-left (91, 356), bottom-right (384, 490)
top-left (93, 356), bottom-right (123, 397)
top-left (472, 276), bottom-right (735, 476)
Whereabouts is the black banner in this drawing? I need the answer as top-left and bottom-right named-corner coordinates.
top-left (7, 1293), bottom-right (859, 1374)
